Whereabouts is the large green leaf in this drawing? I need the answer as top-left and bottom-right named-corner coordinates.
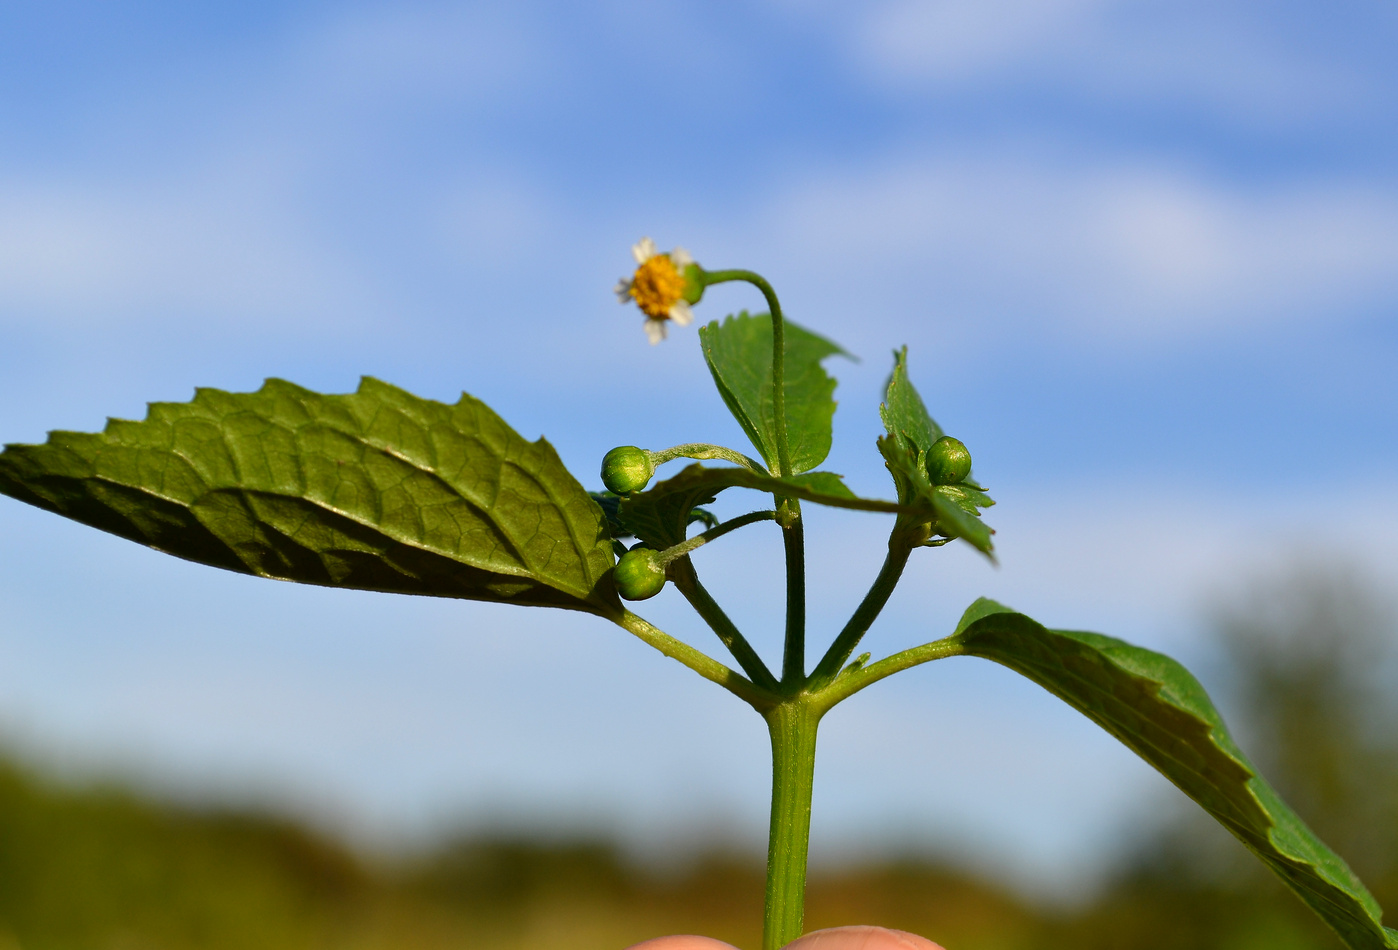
top-left (950, 599), bottom-right (1398, 949)
top-left (0, 378), bottom-right (621, 616)
top-left (698, 312), bottom-right (850, 474)
top-left (618, 463), bottom-right (902, 550)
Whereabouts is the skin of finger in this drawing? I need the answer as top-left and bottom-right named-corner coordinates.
top-left (782, 925), bottom-right (946, 950)
top-left (623, 937), bottom-right (740, 950)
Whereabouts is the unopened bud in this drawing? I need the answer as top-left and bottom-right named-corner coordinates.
top-left (601, 446), bottom-right (654, 494)
top-left (614, 546), bottom-right (667, 601)
top-left (926, 436), bottom-right (972, 485)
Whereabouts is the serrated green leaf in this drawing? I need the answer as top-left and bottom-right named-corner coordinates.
top-left (952, 599), bottom-right (1398, 950)
top-left (876, 348), bottom-right (994, 555)
top-left (618, 463), bottom-right (902, 550)
top-left (698, 312), bottom-right (850, 474)
top-left (0, 378), bottom-right (621, 617)
top-left (929, 490), bottom-right (994, 552)
top-left (880, 345), bottom-right (943, 455)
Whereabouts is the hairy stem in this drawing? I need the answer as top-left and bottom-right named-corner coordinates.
top-left (669, 556), bottom-right (780, 693)
top-left (656, 509), bottom-right (778, 566)
top-left (650, 443), bottom-right (766, 473)
top-left (763, 699), bottom-right (821, 950)
top-left (616, 611), bottom-right (776, 710)
top-left (814, 635), bottom-right (966, 710)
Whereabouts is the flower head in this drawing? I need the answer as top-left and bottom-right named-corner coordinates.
top-left (615, 237), bottom-right (701, 344)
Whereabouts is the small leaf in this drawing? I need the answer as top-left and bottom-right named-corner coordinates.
top-left (877, 350), bottom-right (994, 556)
top-left (618, 463), bottom-right (902, 550)
top-left (880, 345), bottom-right (943, 455)
top-left (0, 378), bottom-right (621, 617)
top-left (699, 312), bottom-right (851, 474)
top-left (952, 600), bottom-right (1398, 950)
top-left (877, 434), bottom-right (995, 555)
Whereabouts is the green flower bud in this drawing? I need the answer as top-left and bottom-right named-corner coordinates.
top-left (926, 436), bottom-right (972, 485)
top-left (614, 546), bottom-right (667, 601)
top-left (600, 446), bottom-right (654, 494)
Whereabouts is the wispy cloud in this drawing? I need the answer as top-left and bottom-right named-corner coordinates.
top-left (301, 2), bottom-right (552, 103)
top-left (843, 0), bottom-right (1377, 122)
top-left (760, 153), bottom-right (1398, 343)
top-left (0, 166), bottom-right (373, 330)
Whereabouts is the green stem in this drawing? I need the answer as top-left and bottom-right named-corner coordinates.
top-left (763, 699), bottom-right (821, 950)
top-left (669, 556), bottom-right (780, 693)
top-left (650, 443), bottom-right (766, 473)
top-left (616, 611), bottom-right (777, 710)
top-left (700, 269), bottom-right (806, 689)
top-left (780, 502), bottom-right (806, 687)
top-left (656, 509), bottom-right (777, 566)
top-left (814, 635), bottom-right (966, 711)
top-left (701, 269), bottom-right (791, 478)
top-left (808, 541), bottom-right (914, 687)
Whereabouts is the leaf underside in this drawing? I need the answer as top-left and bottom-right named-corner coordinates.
top-left (953, 599), bottom-right (1398, 950)
top-left (618, 463), bottom-right (902, 550)
top-left (699, 312), bottom-right (849, 474)
top-left (0, 378), bottom-right (620, 617)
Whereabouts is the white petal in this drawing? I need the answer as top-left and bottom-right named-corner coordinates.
top-left (669, 246), bottom-right (693, 268)
top-left (668, 300), bottom-right (693, 326)
top-left (614, 278), bottom-right (633, 303)
top-left (644, 318), bottom-right (667, 344)
top-left (632, 237), bottom-right (657, 264)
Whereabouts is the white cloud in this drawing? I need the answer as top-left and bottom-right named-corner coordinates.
top-left (304, 2), bottom-right (549, 101)
top-left (859, 0), bottom-right (1111, 83)
top-left (0, 2), bottom-right (561, 334)
top-left (845, 0), bottom-right (1369, 123)
top-left (0, 169), bottom-right (370, 329)
top-left (761, 154), bottom-right (1398, 342)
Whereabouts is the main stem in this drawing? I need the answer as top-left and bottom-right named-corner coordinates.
top-left (763, 699), bottom-right (821, 950)
top-left (780, 503), bottom-right (806, 685)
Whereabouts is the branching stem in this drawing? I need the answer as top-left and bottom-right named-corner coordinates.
top-left (814, 635), bottom-right (966, 711)
top-left (655, 509), bottom-right (778, 567)
top-left (670, 557), bottom-right (779, 693)
top-left (808, 540), bottom-right (915, 687)
top-left (616, 611), bottom-right (777, 710)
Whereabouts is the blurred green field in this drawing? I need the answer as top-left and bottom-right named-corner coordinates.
top-left (2, 567), bottom-right (1393, 949)
top-left (0, 750), bottom-right (1352, 950)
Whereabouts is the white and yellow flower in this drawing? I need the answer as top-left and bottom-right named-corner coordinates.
top-left (615, 237), bottom-right (698, 344)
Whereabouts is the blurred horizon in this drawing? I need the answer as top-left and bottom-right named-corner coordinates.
top-left (1, 0), bottom-right (1396, 909)
top-left (3, 560), bottom-right (1396, 947)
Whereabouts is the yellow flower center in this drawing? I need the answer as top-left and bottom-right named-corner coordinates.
top-left (629, 255), bottom-right (686, 319)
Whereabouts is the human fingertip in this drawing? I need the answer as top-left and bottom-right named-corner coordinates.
top-left (782, 925), bottom-right (947, 949)
top-left (624, 937), bottom-right (742, 950)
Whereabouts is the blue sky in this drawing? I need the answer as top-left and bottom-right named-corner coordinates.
top-left (1, 0), bottom-right (1396, 894)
